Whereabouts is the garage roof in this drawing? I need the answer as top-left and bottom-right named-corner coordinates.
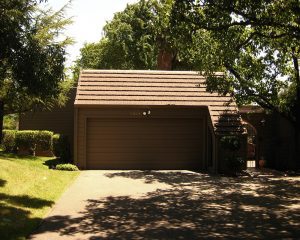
top-left (75, 70), bottom-right (244, 134)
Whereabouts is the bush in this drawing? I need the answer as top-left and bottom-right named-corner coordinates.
top-left (15, 131), bottom-right (36, 150)
top-left (52, 134), bottom-right (71, 163)
top-left (14, 130), bottom-right (54, 155)
top-left (56, 163), bottom-right (78, 171)
top-left (221, 135), bottom-right (245, 174)
top-left (220, 136), bottom-right (241, 151)
top-left (226, 156), bottom-right (245, 173)
top-left (35, 131), bottom-right (53, 151)
top-left (2, 130), bottom-right (17, 152)
top-left (3, 130), bottom-right (71, 159)
top-left (3, 114), bottom-right (19, 130)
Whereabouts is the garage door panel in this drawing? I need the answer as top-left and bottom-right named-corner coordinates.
top-left (88, 159), bottom-right (201, 170)
top-left (86, 117), bottom-right (204, 169)
top-left (88, 149), bottom-right (201, 156)
top-left (88, 162), bottom-right (201, 170)
top-left (87, 128), bottom-right (198, 134)
top-left (90, 146), bottom-right (203, 152)
top-left (88, 133), bottom-right (202, 140)
top-left (88, 119), bottom-right (201, 126)
top-left (88, 142), bottom-right (202, 148)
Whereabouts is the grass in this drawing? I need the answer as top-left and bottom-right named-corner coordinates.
top-left (0, 152), bottom-right (80, 240)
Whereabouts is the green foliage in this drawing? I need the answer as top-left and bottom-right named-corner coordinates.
top-left (73, 0), bottom-right (195, 79)
top-left (220, 135), bottom-right (245, 173)
top-left (35, 131), bottom-right (53, 151)
top-left (15, 131), bottom-right (37, 150)
top-left (52, 134), bottom-right (71, 163)
top-left (3, 114), bottom-right (18, 130)
top-left (220, 136), bottom-right (241, 152)
top-left (55, 163), bottom-right (79, 171)
top-left (14, 130), bottom-right (53, 153)
top-left (0, 0), bottom-right (73, 116)
top-left (226, 156), bottom-right (245, 173)
top-left (2, 130), bottom-right (17, 152)
top-left (171, 0), bottom-right (300, 124)
top-left (74, 1), bottom-right (159, 73)
top-left (3, 130), bottom-right (72, 160)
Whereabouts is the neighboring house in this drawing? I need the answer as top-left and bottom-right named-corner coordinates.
top-left (20, 70), bottom-right (245, 172)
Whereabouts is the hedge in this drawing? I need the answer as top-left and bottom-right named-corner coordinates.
top-left (1, 130), bottom-right (71, 162)
top-left (35, 131), bottom-right (53, 151)
top-left (14, 130), bottom-right (53, 152)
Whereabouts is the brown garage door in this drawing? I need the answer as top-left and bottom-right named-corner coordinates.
top-left (86, 118), bottom-right (204, 169)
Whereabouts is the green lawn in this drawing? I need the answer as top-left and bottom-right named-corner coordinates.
top-left (0, 153), bottom-right (79, 240)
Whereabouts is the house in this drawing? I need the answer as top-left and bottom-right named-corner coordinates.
top-left (20, 69), bottom-right (245, 172)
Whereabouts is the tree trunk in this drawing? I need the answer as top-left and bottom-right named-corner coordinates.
top-left (0, 100), bottom-right (4, 142)
top-left (157, 49), bottom-right (174, 70)
top-left (292, 47), bottom-right (300, 169)
top-left (294, 88), bottom-right (300, 169)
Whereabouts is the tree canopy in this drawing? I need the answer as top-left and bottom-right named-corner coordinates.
top-left (74, 0), bottom-right (197, 74)
top-left (0, 0), bottom-right (73, 114)
top-left (171, 0), bottom-right (300, 126)
top-left (0, 0), bottom-right (73, 138)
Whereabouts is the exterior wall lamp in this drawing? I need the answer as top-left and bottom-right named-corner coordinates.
top-left (143, 110), bottom-right (151, 116)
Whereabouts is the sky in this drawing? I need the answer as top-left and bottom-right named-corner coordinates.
top-left (43, 0), bottom-right (138, 67)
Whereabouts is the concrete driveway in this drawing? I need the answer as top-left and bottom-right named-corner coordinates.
top-left (30, 170), bottom-right (300, 240)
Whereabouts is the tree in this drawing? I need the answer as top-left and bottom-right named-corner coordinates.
top-left (74, 0), bottom-right (196, 75)
top-left (0, 0), bottom-right (73, 139)
top-left (171, 0), bottom-right (300, 165)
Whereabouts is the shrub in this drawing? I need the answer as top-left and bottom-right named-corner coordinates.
top-left (220, 136), bottom-right (241, 151)
top-left (2, 130), bottom-right (17, 152)
top-left (56, 163), bottom-right (78, 171)
top-left (35, 131), bottom-right (53, 151)
top-left (226, 156), bottom-right (245, 173)
top-left (52, 134), bottom-right (71, 163)
top-left (3, 114), bottom-right (18, 130)
top-left (15, 131), bottom-right (36, 150)
top-left (15, 130), bottom-right (54, 155)
top-left (221, 135), bottom-right (245, 174)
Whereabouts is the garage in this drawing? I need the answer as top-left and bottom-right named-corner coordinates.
top-left (86, 117), bottom-right (204, 169)
top-left (74, 70), bottom-right (243, 171)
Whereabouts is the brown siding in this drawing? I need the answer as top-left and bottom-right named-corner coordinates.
top-left (240, 107), bottom-right (298, 170)
top-left (19, 88), bottom-right (76, 154)
top-left (75, 106), bottom-right (207, 170)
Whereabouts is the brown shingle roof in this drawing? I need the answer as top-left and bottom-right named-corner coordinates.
top-left (75, 70), bottom-right (244, 134)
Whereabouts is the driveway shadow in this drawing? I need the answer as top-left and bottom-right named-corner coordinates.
top-left (32, 171), bottom-right (300, 239)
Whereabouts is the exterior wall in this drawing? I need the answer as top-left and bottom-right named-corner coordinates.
top-left (74, 106), bottom-right (210, 170)
top-left (275, 116), bottom-right (298, 169)
top-left (19, 88), bottom-right (76, 155)
top-left (241, 111), bottom-right (277, 165)
top-left (240, 108), bottom-right (298, 170)
top-left (206, 114), bottom-right (217, 173)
